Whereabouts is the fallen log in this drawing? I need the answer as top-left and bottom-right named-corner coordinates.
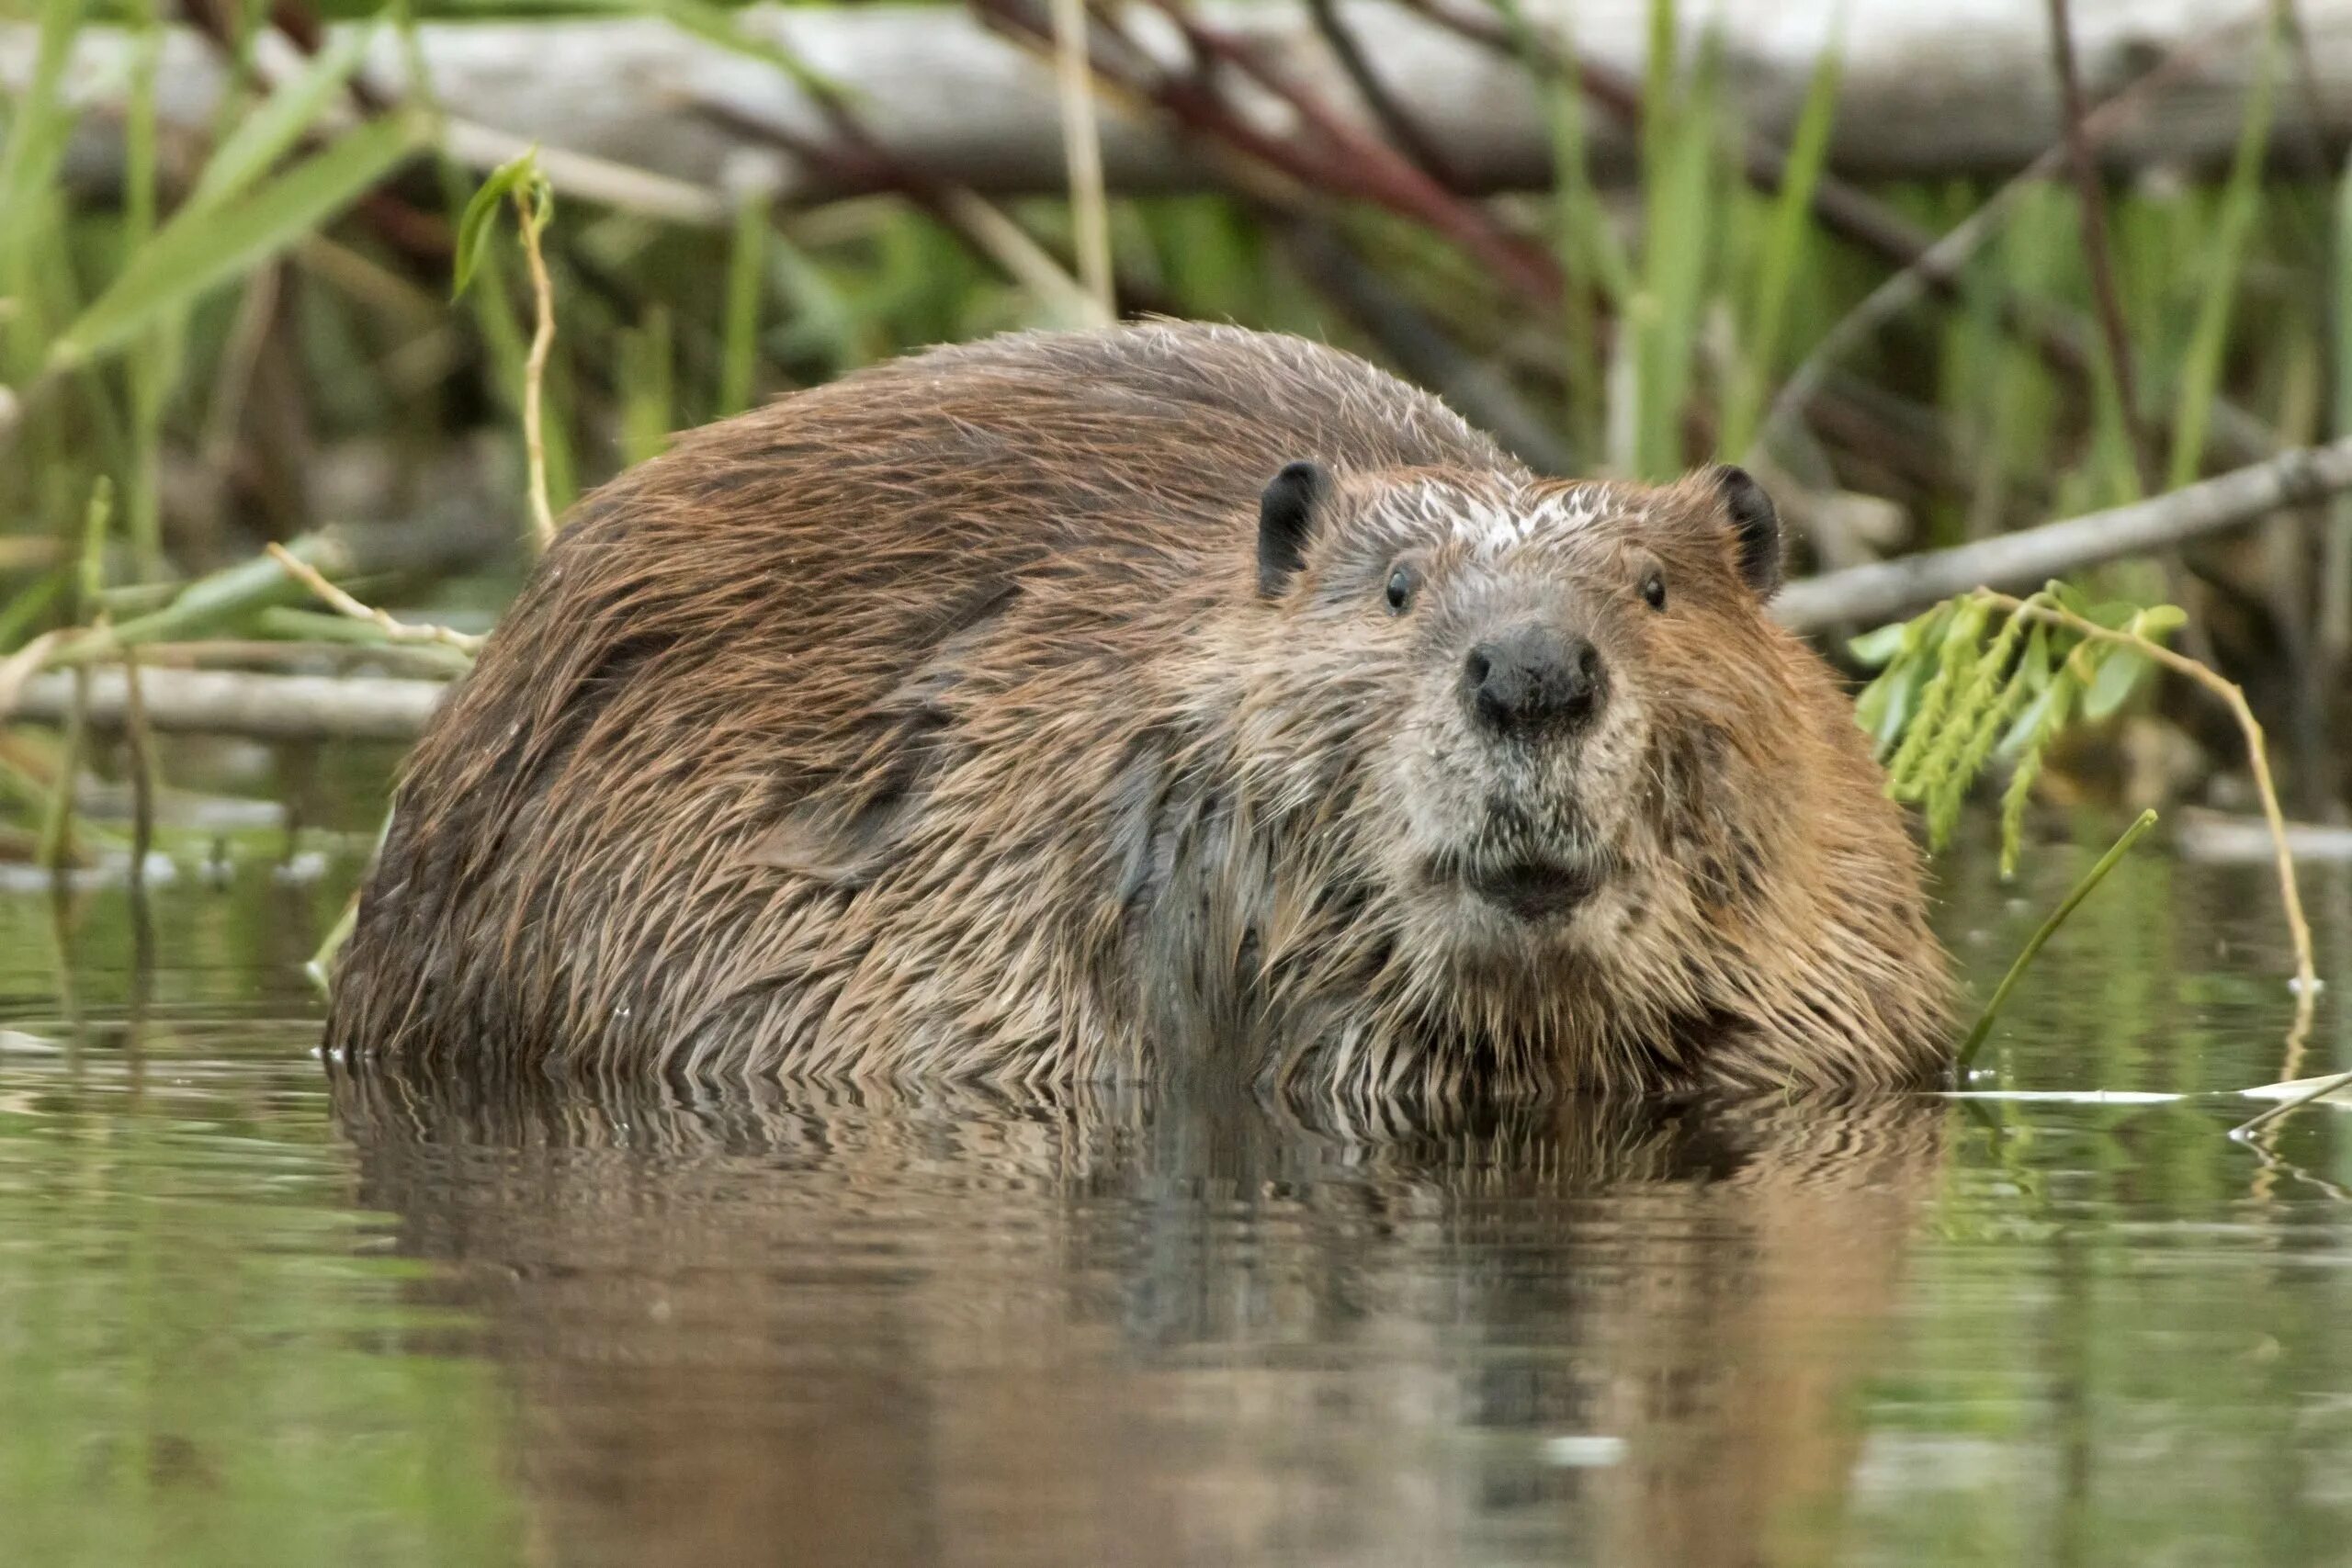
top-left (9, 669), bottom-right (447, 742)
top-left (13, 1), bottom-right (2338, 209)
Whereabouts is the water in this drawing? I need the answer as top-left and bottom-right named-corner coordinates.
top-left (2, 829), bottom-right (2348, 1567)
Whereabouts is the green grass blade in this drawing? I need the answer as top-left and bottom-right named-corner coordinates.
top-left (1957, 808), bottom-right (2158, 1071)
top-left (50, 113), bottom-right (430, 371)
top-left (54, 535), bottom-right (341, 660)
top-left (718, 188), bottom-right (769, 417)
top-left (1490, 0), bottom-right (1626, 455)
top-left (1721, 40), bottom-right (1841, 457)
top-left (74, 476), bottom-right (111, 617)
top-left (620, 306), bottom-right (675, 465)
top-left (0, 0), bottom-right (83, 235)
top-left (123, 6), bottom-right (173, 580)
top-left (1630, 7), bottom-right (1717, 480)
top-left (0, 0), bottom-right (85, 360)
top-left (2165, 17), bottom-right (2278, 490)
top-left (0, 575), bottom-right (65, 650)
top-left (186, 21), bottom-right (383, 215)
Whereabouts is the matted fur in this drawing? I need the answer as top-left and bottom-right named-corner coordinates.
top-left (327, 322), bottom-right (1948, 1098)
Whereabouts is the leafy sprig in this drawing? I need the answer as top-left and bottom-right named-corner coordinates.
top-left (1853, 582), bottom-right (2186, 875)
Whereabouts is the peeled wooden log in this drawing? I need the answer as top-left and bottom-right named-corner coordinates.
top-left (12, 1), bottom-right (2340, 210)
top-left (9, 669), bottom-right (447, 741)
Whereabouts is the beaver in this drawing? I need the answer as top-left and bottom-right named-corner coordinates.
top-left (327, 321), bottom-right (1947, 1099)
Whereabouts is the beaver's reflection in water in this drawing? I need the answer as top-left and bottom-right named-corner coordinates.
top-left (332, 1068), bottom-right (1945, 1568)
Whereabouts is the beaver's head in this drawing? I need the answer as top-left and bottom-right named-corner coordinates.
top-left (1238, 460), bottom-right (1794, 987)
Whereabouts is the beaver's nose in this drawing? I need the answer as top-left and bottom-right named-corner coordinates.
top-left (1462, 626), bottom-right (1606, 739)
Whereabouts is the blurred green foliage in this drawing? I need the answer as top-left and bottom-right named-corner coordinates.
top-left (0, 0), bottom-right (2346, 853)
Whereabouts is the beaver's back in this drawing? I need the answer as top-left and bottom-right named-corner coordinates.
top-left (328, 324), bottom-right (1513, 1070)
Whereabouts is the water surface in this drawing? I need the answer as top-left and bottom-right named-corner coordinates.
top-left (2, 831), bottom-right (2347, 1566)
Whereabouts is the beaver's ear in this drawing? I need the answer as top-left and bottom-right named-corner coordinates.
top-left (1258, 460), bottom-right (1329, 597)
top-left (1709, 464), bottom-right (1781, 598)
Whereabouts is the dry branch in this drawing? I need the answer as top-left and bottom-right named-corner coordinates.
top-left (265, 544), bottom-right (484, 653)
top-left (1771, 435), bottom-right (2352, 632)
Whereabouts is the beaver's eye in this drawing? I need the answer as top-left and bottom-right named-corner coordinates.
top-left (1385, 565), bottom-right (1419, 615)
top-left (1641, 570), bottom-right (1668, 611)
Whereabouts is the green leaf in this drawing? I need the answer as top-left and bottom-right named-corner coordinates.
top-left (0, 0), bottom-right (85, 310)
top-left (186, 23), bottom-right (382, 214)
top-left (2130, 604), bottom-right (2188, 641)
top-left (49, 113), bottom-right (427, 370)
top-left (1997, 666), bottom-right (2075, 761)
top-left (1854, 660), bottom-right (1900, 737)
top-left (2019, 621), bottom-right (2053, 694)
top-left (453, 148), bottom-right (553, 300)
top-left (1848, 619), bottom-right (1908, 669)
top-left (2081, 646), bottom-right (2152, 721)
top-left (1868, 653), bottom-right (1933, 756)
top-left (57, 535), bottom-right (345, 660)
top-left (2082, 599), bottom-right (2143, 630)
top-left (0, 574), bottom-right (65, 651)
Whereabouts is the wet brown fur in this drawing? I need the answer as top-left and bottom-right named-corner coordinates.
top-left (327, 322), bottom-right (1948, 1099)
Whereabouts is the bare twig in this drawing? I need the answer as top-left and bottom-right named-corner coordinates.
top-left (1773, 436), bottom-right (2352, 630)
top-left (1974, 589), bottom-right (2317, 1041)
top-left (0, 630), bottom-right (63, 721)
top-left (516, 187), bottom-right (559, 550)
top-left (975, 0), bottom-right (1562, 304)
top-left (2045, 0), bottom-right (2160, 494)
top-left (1305, 0), bottom-right (1461, 186)
top-left (1136, 0), bottom-right (1561, 300)
top-left (2236, 1065), bottom-right (2352, 1135)
top-left (264, 543), bottom-right (485, 654)
top-left (1049, 0), bottom-right (1115, 318)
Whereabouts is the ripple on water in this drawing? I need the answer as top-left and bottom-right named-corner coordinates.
top-left (0, 841), bottom-right (2346, 1567)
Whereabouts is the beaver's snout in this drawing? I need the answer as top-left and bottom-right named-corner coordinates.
top-left (1461, 624), bottom-right (1606, 741)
